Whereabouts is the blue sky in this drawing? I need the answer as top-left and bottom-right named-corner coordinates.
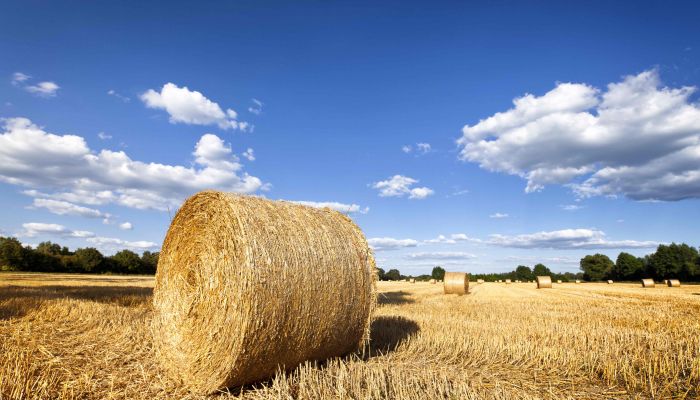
top-left (1, 1), bottom-right (699, 274)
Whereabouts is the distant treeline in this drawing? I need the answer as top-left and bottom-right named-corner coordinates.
top-left (378, 243), bottom-right (700, 282)
top-left (0, 236), bottom-right (158, 275)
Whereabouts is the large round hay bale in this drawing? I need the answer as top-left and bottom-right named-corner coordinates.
top-left (667, 279), bottom-right (681, 287)
top-left (536, 276), bottom-right (552, 289)
top-left (443, 272), bottom-right (469, 295)
top-left (607, 280), bottom-right (614, 284)
top-left (152, 191), bottom-right (376, 394)
top-left (641, 278), bottom-right (655, 288)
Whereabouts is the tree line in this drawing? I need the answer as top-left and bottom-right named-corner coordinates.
top-left (0, 236), bottom-right (158, 275)
top-left (377, 243), bottom-right (700, 283)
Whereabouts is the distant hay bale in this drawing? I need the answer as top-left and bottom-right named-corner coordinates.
top-left (476, 279), bottom-right (485, 284)
top-left (607, 280), bottom-right (614, 284)
top-left (536, 276), bottom-right (552, 289)
top-left (575, 280), bottom-right (581, 284)
top-left (152, 191), bottom-right (376, 394)
top-left (663, 279), bottom-right (669, 285)
top-left (429, 279), bottom-right (436, 284)
top-left (409, 278), bottom-right (415, 283)
top-left (667, 279), bottom-right (681, 287)
top-left (505, 279), bottom-right (512, 284)
top-left (443, 272), bottom-right (469, 295)
top-left (641, 278), bottom-right (655, 288)
top-left (557, 280), bottom-right (562, 284)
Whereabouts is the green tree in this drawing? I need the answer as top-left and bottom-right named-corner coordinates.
top-left (613, 252), bottom-right (644, 280)
top-left (0, 237), bottom-right (26, 270)
top-left (648, 243), bottom-right (699, 280)
top-left (385, 269), bottom-right (401, 281)
top-left (431, 266), bottom-right (445, 280)
top-left (36, 241), bottom-right (62, 256)
top-left (110, 250), bottom-right (143, 274)
top-left (580, 254), bottom-right (614, 281)
top-left (74, 248), bottom-right (105, 273)
top-left (515, 265), bottom-right (534, 281)
top-left (140, 251), bottom-right (159, 274)
top-left (533, 263), bottom-right (551, 277)
top-left (375, 267), bottom-right (386, 280)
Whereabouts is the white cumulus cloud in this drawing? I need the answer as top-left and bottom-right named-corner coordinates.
top-left (119, 222), bottom-right (133, 230)
top-left (140, 83), bottom-right (248, 130)
top-left (1, 117), bottom-right (266, 211)
top-left (489, 212), bottom-right (509, 218)
top-left (368, 237), bottom-right (419, 251)
top-left (18, 222), bottom-right (94, 238)
top-left (31, 198), bottom-right (107, 219)
top-left (25, 81), bottom-right (60, 97)
top-left (458, 69), bottom-right (700, 201)
top-left (372, 175), bottom-right (434, 199)
top-left (487, 229), bottom-right (658, 249)
top-left (405, 251), bottom-right (476, 260)
top-left (87, 236), bottom-right (158, 253)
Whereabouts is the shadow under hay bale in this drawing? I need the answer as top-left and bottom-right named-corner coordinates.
top-left (378, 291), bottom-right (415, 305)
top-left (368, 316), bottom-right (420, 355)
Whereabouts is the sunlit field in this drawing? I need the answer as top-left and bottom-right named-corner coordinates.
top-left (1, 273), bottom-right (699, 399)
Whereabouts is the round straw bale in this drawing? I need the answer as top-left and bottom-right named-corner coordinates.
top-left (575, 280), bottom-right (581, 284)
top-left (152, 191), bottom-right (376, 394)
top-left (443, 272), bottom-right (469, 295)
top-left (641, 278), bottom-right (655, 288)
top-left (409, 278), bottom-right (415, 283)
top-left (429, 278), bottom-right (436, 284)
top-left (667, 279), bottom-right (681, 287)
top-left (505, 279), bottom-right (512, 284)
top-left (557, 279), bottom-right (562, 284)
top-left (476, 279), bottom-right (485, 284)
top-left (536, 276), bottom-right (552, 289)
top-left (607, 280), bottom-right (614, 284)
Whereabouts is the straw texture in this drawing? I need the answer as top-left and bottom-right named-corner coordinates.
top-left (443, 272), bottom-right (469, 295)
top-left (536, 276), bottom-right (552, 289)
top-left (641, 279), bottom-right (655, 288)
top-left (667, 279), bottom-right (681, 287)
top-left (152, 191), bottom-right (377, 394)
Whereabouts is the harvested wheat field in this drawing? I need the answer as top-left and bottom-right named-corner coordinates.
top-left (2, 274), bottom-right (700, 399)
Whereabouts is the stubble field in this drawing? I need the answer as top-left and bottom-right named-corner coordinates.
top-left (1, 272), bottom-right (699, 399)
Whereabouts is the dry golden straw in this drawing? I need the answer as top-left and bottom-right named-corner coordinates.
top-left (641, 279), bottom-right (655, 288)
top-left (667, 279), bottom-right (681, 287)
top-left (536, 276), bottom-right (552, 289)
top-left (152, 191), bottom-right (376, 394)
top-left (443, 272), bottom-right (469, 295)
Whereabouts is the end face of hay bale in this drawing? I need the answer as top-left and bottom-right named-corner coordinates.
top-left (641, 278), bottom-right (655, 288)
top-left (667, 279), bottom-right (681, 287)
top-left (536, 276), bottom-right (552, 289)
top-left (152, 191), bottom-right (376, 394)
top-left (443, 272), bottom-right (469, 295)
